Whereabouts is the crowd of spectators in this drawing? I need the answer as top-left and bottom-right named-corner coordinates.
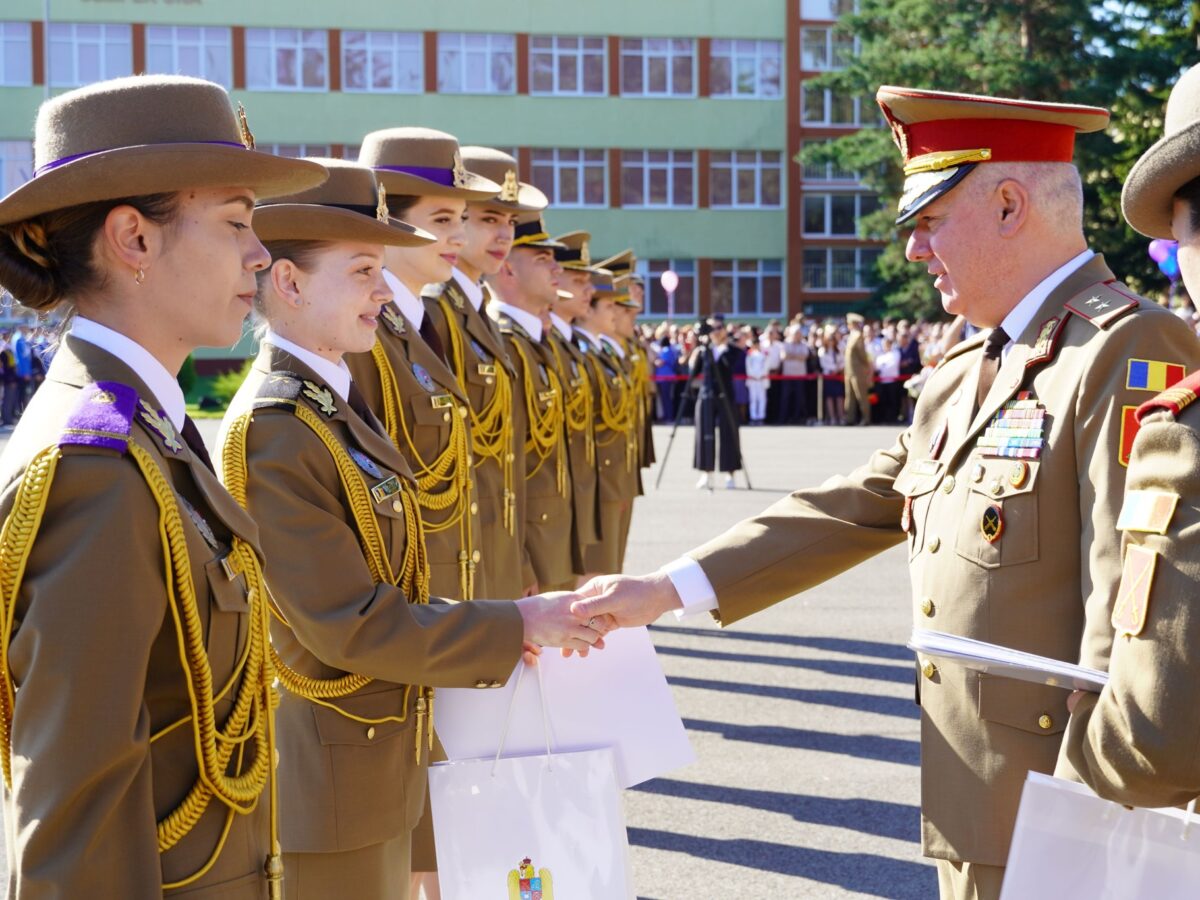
top-left (645, 313), bottom-right (971, 426)
top-left (0, 326), bottom-right (54, 429)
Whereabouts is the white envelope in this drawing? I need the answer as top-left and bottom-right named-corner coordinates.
top-left (433, 626), bottom-right (694, 788)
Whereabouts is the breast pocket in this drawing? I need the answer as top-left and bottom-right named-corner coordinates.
top-left (954, 457), bottom-right (1040, 569)
top-left (894, 463), bottom-right (944, 561)
top-left (409, 393), bottom-right (457, 446)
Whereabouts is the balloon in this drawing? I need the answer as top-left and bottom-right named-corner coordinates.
top-left (1160, 248), bottom-right (1180, 280)
top-left (1148, 239), bottom-right (1175, 264)
top-left (660, 269), bottom-right (679, 293)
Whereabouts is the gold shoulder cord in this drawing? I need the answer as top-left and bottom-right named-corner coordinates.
top-left (0, 442), bottom-right (283, 895)
top-left (508, 338), bottom-right (568, 497)
top-left (369, 340), bottom-right (477, 599)
top-left (222, 404), bottom-right (435, 762)
top-left (438, 297), bottom-right (518, 535)
top-left (548, 338), bottom-right (594, 465)
top-left (589, 353), bottom-right (638, 472)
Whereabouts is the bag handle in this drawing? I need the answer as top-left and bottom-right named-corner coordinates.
top-left (491, 661), bottom-right (554, 776)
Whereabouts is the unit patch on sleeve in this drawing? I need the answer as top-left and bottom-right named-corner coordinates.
top-left (1116, 490), bottom-right (1179, 534)
top-left (1111, 545), bottom-right (1158, 637)
top-left (1126, 359), bottom-right (1186, 392)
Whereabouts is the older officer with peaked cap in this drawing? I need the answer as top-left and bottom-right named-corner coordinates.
top-left (573, 85), bottom-right (1200, 900)
top-left (1063, 62), bottom-right (1200, 810)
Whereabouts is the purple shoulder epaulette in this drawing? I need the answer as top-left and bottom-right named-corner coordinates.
top-left (59, 381), bottom-right (138, 453)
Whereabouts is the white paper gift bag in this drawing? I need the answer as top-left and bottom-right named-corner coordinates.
top-left (1001, 772), bottom-right (1200, 899)
top-left (429, 663), bottom-right (635, 900)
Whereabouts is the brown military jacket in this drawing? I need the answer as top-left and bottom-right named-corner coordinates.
top-left (0, 337), bottom-right (271, 898)
top-left (548, 324), bottom-right (600, 573)
top-left (628, 336), bottom-right (657, 470)
top-left (423, 279), bottom-right (526, 599)
top-left (223, 343), bottom-right (523, 854)
top-left (1064, 372), bottom-right (1200, 808)
top-left (489, 307), bottom-right (576, 589)
top-left (682, 255), bottom-right (1200, 866)
top-left (345, 300), bottom-right (483, 601)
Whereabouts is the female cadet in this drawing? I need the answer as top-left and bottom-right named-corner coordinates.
top-left (221, 159), bottom-right (600, 899)
top-left (0, 75), bottom-right (325, 898)
top-left (349, 128), bottom-right (499, 604)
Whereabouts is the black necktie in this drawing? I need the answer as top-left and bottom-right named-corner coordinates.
top-left (181, 416), bottom-right (214, 472)
top-left (346, 382), bottom-right (386, 437)
top-left (976, 327), bottom-right (1010, 408)
top-left (418, 315), bottom-right (447, 362)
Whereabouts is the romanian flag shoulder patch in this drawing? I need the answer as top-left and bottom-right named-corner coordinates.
top-left (1126, 359), bottom-right (1187, 392)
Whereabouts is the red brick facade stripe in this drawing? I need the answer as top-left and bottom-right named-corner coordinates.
top-left (328, 30), bottom-right (341, 92)
top-left (31, 21), bottom-right (44, 86)
top-left (784, 1), bottom-right (802, 317)
top-left (697, 37), bottom-right (711, 98)
top-left (516, 33), bottom-right (529, 95)
top-left (517, 147), bottom-right (532, 182)
top-left (424, 31), bottom-right (438, 92)
top-left (608, 147), bottom-right (623, 208)
top-left (697, 257), bottom-right (713, 316)
top-left (231, 26), bottom-right (246, 90)
top-left (131, 24), bottom-right (146, 74)
top-left (697, 148), bottom-right (711, 209)
top-left (608, 35), bottom-right (621, 96)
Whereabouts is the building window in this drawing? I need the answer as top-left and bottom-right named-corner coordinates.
top-left (802, 192), bottom-right (879, 236)
top-left (801, 139), bottom-right (861, 183)
top-left (621, 150), bottom-right (695, 208)
top-left (638, 258), bottom-right (697, 318)
top-left (800, 27), bottom-right (856, 71)
top-left (48, 23), bottom-right (132, 87)
top-left (342, 30), bottom-right (422, 93)
top-left (145, 26), bottom-right (232, 88)
top-left (711, 151), bottom-right (782, 208)
top-left (437, 32), bottom-right (515, 94)
top-left (712, 259), bottom-right (784, 316)
top-left (0, 23), bottom-right (32, 86)
top-left (801, 0), bottom-right (858, 19)
top-left (801, 85), bottom-right (879, 126)
top-left (246, 28), bottom-right (328, 91)
top-left (0, 141), bottom-right (32, 196)
top-left (710, 39), bottom-right (781, 99)
top-left (619, 38), bottom-right (695, 97)
top-left (530, 148), bottom-right (607, 207)
top-left (264, 143), bottom-right (333, 159)
top-left (530, 35), bottom-right (605, 95)
top-left (802, 246), bottom-right (881, 291)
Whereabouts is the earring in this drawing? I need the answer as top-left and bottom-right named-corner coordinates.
top-left (134, 267), bottom-right (146, 286)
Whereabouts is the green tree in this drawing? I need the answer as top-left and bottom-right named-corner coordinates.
top-left (804, 0), bottom-right (1200, 319)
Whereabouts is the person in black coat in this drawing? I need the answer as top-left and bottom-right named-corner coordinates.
top-left (689, 316), bottom-right (743, 488)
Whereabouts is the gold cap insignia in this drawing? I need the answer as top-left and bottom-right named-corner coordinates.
top-left (580, 241), bottom-right (591, 266)
top-left (888, 118), bottom-right (908, 159)
top-left (377, 183), bottom-right (389, 222)
top-left (236, 103), bottom-right (256, 150)
top-left (500, 169), bottom-right (520, 203)
top-left (452, 151), bottom-right (467, 189)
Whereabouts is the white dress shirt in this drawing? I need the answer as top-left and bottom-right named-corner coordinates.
top-left (664, 247), bottom-right (1098, 619)
top-left (383, 268), bottom-right (425, 330)
top-left (451, 267), bottom-right (485, 312)
top-left (264, 330), bottom-right (352, 403)
top-left (493, 300), bottom-right (543, 342)
top-left (549, 312), bottom-right (573, 342)
top-left (69, 317), bottom-right (186, 431)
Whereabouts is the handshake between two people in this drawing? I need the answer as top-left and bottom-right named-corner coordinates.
top-left (513, 571), bottom-right (686, 664)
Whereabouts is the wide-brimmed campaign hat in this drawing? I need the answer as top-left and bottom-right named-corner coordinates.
top-left (358, 127), bottom-right (500, 200)
top-left (0, 75), bottom-right (325, 226)
top-left (253, 158), bottom-right (434, 247)
top-left (876, 85), bottom-right (1109, 225)
top-left (460, 146), bottom-right (547, 212)
top-left (512, 210), bottom-right (566, 250)
top-left (1123, 64), bottom-right (1200, 238)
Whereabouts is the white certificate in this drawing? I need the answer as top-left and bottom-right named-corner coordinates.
top-left (433, 626), bottom-right (695, 788)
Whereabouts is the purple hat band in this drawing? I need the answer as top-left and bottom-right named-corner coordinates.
top-left (373, 164), bottom-right (456, 187)
top-left (33, 140), bottom-right (247, 178)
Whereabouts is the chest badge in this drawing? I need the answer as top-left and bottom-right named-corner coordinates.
top-left (412, 363), bottom-right (437, 393)
top-left (976, 391), bottom-right (1046, 459)
top-left (981, 505), bottom-right (1004, 543)
top-left (470, 338), bottom-right (493, 363)
top-left (137, 401), bottom-right (183, 454)
top-left (348, 448), bottom-right (382, 479)
top-left (302, 381), bottom-right (337, 416)
top-left (178, 495), bottom-right (219, 550)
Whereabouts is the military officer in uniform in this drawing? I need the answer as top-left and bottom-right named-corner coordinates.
top-left (222, 159), bottom-right (603, 898)
top-left (350, 128), bottom-right (501, 602)
top-left (487, 215), bottom-right (577, 592)
top-left (0, 76), bottom-right (327, 898)
top-left (549, 231), bottom-right (604, 583)
top-left (1064, 62), bottom-right (1200, 808)
top-left (573, 86), bottom-right (1200, 900)
top-left (423, 147), bottom-right (546, 599)
top-left (844, 312), bottom-right (875, 426)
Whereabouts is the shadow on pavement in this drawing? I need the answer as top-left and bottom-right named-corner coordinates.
top-left (682, 718), bottom-right (920, 766)
top-left (627, 828), bottom-right (935, 898)
top-left (666, 675), bottom-right (919, 720)
top-left (655, 645), bottom-right (913, 684)
top-left (654, 626), bottom-right (913, 662)
top-left (632, 779), bottom-right (920, 843)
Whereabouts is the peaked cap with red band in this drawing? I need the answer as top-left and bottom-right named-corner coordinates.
top-left (876, 85), bottom-right (1110, 225)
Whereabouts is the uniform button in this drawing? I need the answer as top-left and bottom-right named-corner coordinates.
top-left (472, 550), bottom-right (481, 563)
top-left (941, 476), bottom-right (956, 494)
top-left (506, 452), bottom-right (515, 462)
top-left (470, 502), bottom-right (479, 515)
top-left (366, 726), bottom-right (376, 740)
top-left (922, 661), bottom-right (937, 680)
top-left (928, 536), bottom-right (941, 553)
top-left (971, 463), bottom-right (985, 483)
top-left (458, 406), bottom-right (468, 418)
top-left (1038, 714), bottom-right (1053, 731)
top-left (475, 679), bottom-right (489, 689)
top-left (392, 499), bottom-right (403, 513)
top-left (920, 597), bottom-right (934, 616)
top-left (442, 411), bottom-right (451, 423)
top-left (990, 480), bottom-right (1005, 496)
top-left (467, 454), bottom-right (474, 465)
top-left (489, 680), bottom-right (503, 688)
top-left (603, 458), bottom-right (612, 467)
top-left (540, 512), bottom-right (549, 521)
top-left (485, 376), bottom-right (494, 385)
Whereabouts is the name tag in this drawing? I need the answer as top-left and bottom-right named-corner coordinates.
top-left (538, 389), bottom-right (558, 404)
top-left (477, 363), bottom-right (496, 377)
top-left (430, 394), bottom-right (454, 409)
top-left (371, 476), bottom-right (403, 503)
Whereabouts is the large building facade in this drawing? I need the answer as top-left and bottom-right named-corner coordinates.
top-left (0, 0), bottom-right (879, 327)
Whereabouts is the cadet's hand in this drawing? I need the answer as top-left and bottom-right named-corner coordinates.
top-left (515, 591), bottom-right (606, 656)
top-left (571, 572), bottom-right (683, 629)
top-left (522, 641), bottom-right (543, 667)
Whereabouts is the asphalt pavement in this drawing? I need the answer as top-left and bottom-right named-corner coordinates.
top-left (0, 419), bottom-right (934, 899)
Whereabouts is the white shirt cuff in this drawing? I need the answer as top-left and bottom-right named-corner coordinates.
top-left (660, 556), bottom-right (719, 618)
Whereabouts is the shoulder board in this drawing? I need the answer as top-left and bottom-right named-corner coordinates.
top-left (59, 381), bottom-right (138, 454)
top-left (1063, 281), bottom-right (1143, 330)
top-left (251, 371), bottom-right (304, 411)
top-left (1135, 370), bottom-right (1200, 424)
